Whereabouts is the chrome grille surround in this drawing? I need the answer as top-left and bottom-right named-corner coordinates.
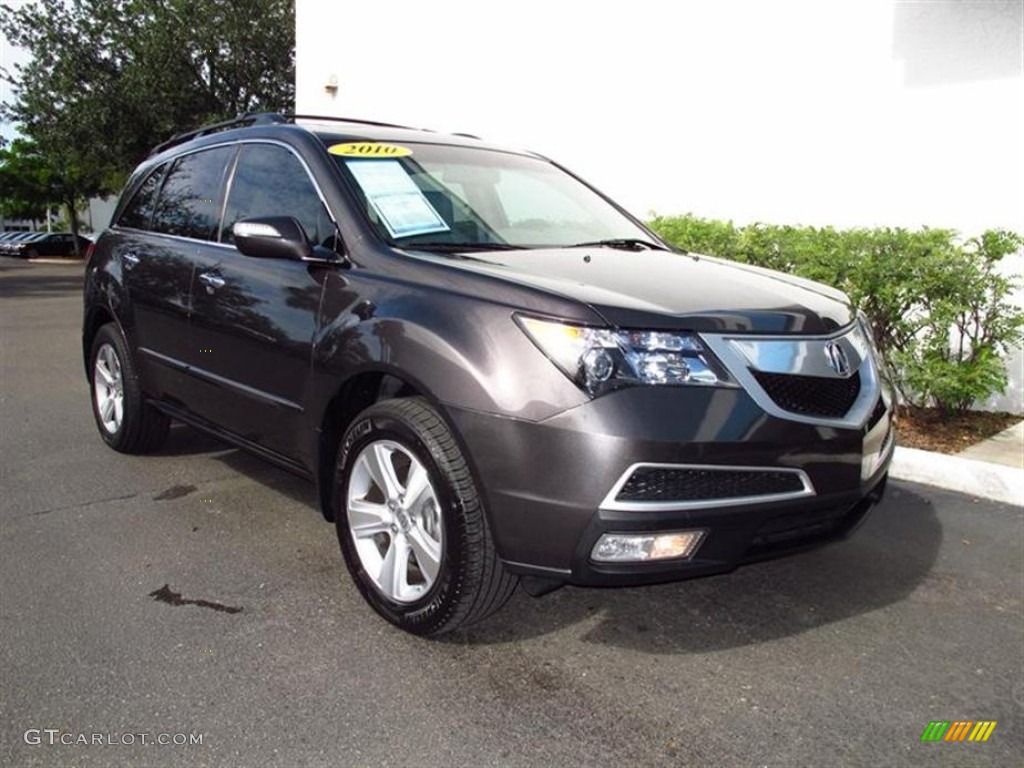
top-left (600, 463), bottom-right (815, 512)
top-left (701, 322), bottom-right (880, 429)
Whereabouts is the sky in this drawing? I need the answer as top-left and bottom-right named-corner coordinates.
top-left (0, 0), bottom-right (29, 143)
top-left (296, 0), bottom-right (1024, 235)
top-left (3, 0), bottom-right (1022, 234)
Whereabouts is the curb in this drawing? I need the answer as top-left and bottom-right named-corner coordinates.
top-left (890, 446), bottom-right (1023, 506)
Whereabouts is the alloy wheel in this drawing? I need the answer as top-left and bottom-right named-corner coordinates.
top-left (93, 342), bottom-right (124, 434)
top-left (346, 439), bottom-right (444, 603)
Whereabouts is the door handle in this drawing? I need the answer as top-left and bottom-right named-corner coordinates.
top-left (122, 252), bottom-right (139, 269)
top-left (198, 272), bottom-right (225, 290)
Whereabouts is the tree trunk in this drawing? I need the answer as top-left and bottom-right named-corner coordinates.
top-left (65, 196), bottom-right (81, 256)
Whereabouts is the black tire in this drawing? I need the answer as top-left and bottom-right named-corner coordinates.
top-left (24, 248), bottom-right (38, 260)
top-left (88, 323), bottom-right (170, 453)
top-left (335, 397), bottom-right (517, 636)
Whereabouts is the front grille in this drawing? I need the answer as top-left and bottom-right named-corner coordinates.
top-left (751, 370), bottom-right (861, 419)
top-left (616, 466), bottom-right (806, 503)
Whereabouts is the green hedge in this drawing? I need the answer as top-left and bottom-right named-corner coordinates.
top-left (648, 214), bottom-right (1024, 413)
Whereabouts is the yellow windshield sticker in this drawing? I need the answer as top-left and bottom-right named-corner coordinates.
top-left (328, 142), bottom-right (412, 158)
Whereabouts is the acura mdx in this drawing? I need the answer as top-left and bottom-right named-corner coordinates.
top-left (83, 113), bottom-right (894, 635)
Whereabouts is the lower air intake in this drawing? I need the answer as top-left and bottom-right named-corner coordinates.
top-left (616, 466), bottom-right (807, 503)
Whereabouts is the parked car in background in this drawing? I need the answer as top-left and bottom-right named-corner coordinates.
top-left (8, 232), bottom-right (90, 258)
top-left (0, 232), bottom-right (24, 249)
top-left (83, 113), bottom-right (894, 636)
top-left (0, 232), bottom-right (42, 256)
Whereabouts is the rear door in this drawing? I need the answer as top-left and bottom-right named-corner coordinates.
top-left (113, 146), bottom-right (236, 401)
top-left (185, 141), bottom-right (337, 460)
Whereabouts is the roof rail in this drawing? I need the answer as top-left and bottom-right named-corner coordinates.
top-left (148, 112), bottom-right (288, 156)
top-left (287, 114), bottom-right (426, 131)
top-left (148, 112), bottom-right (447, 158)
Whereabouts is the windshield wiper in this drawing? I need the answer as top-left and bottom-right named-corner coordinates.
top-left (403, 242), bottom-right (527, 253)
top-left (570, 238), bottom-right (670, 251)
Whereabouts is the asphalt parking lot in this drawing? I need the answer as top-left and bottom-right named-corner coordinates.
top-left (1, 259), bottom-right (1022, 767)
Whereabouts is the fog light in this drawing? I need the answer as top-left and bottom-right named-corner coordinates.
top-left (591, 530), bottom-right (705, 563)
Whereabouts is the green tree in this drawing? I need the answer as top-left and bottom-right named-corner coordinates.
top-left (0, 138), bottom-right (56, 224)
top-left (0, 0), bottom-right (295, 205)
top-left (0, 136), bottom-right (99, 250)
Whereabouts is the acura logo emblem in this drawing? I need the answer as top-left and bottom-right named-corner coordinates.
top-left (824, 341), bottom-right (851, 377)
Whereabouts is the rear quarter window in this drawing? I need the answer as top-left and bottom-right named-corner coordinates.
top-left (116, 165), bottom-right (166, 231)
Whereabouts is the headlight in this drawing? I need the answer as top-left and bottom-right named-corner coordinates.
top-left (516, 315), bottom-right (735, 395)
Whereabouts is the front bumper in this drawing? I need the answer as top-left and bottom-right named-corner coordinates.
top-left (446, 384), bottom-right (894, 586)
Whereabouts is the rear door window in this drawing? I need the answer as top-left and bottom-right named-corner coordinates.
top-left (151, 146), bottom-right (236, 241)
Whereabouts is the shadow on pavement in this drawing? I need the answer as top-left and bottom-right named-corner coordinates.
top-left (446, 484), bottom-right (941, 654)
top-left (159, 423), bottom-right (237, 456)
top-left (149, 417), bottom-right (942, 656)
top-left (156, 424), bottom-right (320, 510)
top-left (0, 262), bottom-right (85, 299)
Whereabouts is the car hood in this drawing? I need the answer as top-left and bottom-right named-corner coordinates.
top-left (419, 246), bottom-right (853, 334)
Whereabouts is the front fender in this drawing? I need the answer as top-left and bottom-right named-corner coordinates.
top-left (310, 272), bottom-right (590, 422)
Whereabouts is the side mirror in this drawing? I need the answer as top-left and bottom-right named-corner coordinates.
top-left (232, 217), bottom-right (313, 260)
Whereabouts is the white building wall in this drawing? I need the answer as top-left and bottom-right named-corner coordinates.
top-left (86, 196), bottom-right (118, 233)
top-left (297, 0), bottom-right (1024, 413)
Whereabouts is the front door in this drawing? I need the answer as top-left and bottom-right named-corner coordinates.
top-left (184, 142), bottom-right (338, 461)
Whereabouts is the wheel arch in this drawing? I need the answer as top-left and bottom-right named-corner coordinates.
top-left (315, 368), bottom-right (429, 522)
top-left (82, 305), bottom-right (119, 375)
top-left (309, 305), bottom-right (582, 539)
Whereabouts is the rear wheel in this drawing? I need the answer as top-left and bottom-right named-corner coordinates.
top-left (335, 397), bottom-right (517, 635)
top-left (88, 323), bottom-right (170, 453)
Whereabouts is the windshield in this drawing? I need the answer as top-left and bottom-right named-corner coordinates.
top-left (331, 141), bottom-right (654, 250)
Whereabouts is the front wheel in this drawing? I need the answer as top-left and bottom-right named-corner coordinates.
top-left (335, 397), bottom-right (517, 635)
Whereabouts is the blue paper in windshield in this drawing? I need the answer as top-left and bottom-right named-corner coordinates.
top-left (346, 160), bottom-right (450, 238)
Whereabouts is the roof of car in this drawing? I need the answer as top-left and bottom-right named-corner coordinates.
top-left (148, 112), bottom-right (533, 162)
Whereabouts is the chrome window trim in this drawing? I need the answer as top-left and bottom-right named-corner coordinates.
top-left (219, 144), bottom-right (241, 237)
top-left (600, 462), bottom-right (816, 512)
top-left (108, 228), bottom-right (238, 250)
top-left (112, 138), bottom-right (341, 245)
top-left (701, 322), bottom-right (880, 429)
